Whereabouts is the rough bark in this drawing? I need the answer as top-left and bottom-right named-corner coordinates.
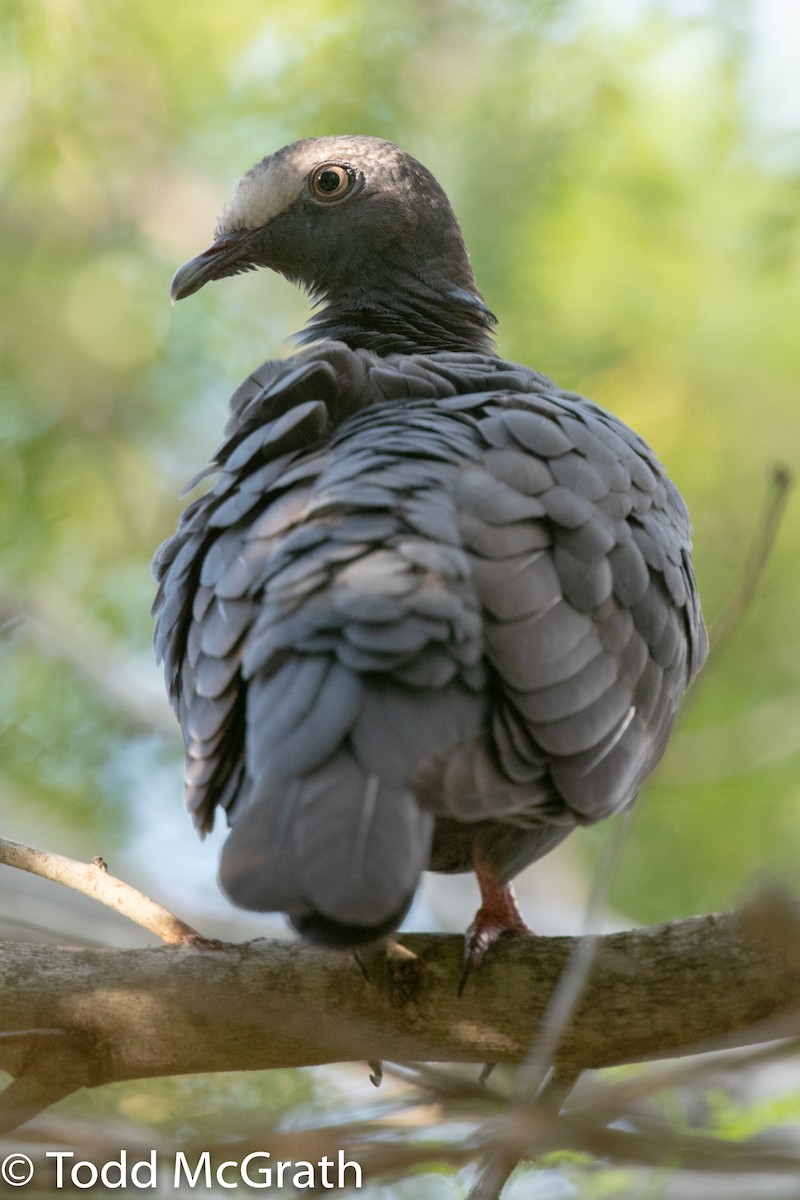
top-left (1, 905), bottom-right (799, 1133)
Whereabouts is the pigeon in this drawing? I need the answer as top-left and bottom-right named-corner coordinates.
top-left (154, 135), bottom-right (707, 962)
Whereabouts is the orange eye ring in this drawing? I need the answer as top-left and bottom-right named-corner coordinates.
top-left (309, 163), bottom-right (354, 201)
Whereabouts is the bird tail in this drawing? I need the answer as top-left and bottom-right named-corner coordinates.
top-left (218, 748), bottom-right (434, 948)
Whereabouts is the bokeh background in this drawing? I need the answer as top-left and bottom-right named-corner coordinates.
top-left (2, 0), bottom-right (800, 1195)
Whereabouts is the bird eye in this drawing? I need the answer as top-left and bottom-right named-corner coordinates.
top-left (309, 163), bottom-right (353, 201)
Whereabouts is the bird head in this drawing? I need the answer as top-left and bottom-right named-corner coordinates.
top-left (170, 136), bottom-right (496, 353)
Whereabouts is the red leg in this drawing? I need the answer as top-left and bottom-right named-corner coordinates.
top-left (460, 855), bottom-right (534, 994)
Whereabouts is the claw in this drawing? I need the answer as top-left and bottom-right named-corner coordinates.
top-left (353, 948), bottom-right (371, 982)
top-left (368, 1060), bottom-right (383, 1087)
top-left (459, 856), bottom-right (533, 995)
top-left (479, 1062), bottom-right (496, 1087)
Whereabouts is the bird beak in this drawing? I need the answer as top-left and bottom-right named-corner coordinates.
top-left (170, 235), bottom-right (250, 304)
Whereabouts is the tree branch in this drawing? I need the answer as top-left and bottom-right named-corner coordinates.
top-left (0, 838), bottom-right (204, 945)
top-left (1, 901), bottom-right (799, 1133)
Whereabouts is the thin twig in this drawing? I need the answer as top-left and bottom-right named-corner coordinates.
top-left (706, 462), bottom-right (793, 669)
top-left (535, 1064), bottom-right (581, 1110)
top-left (381, 1061), bottom-right (506, 1103)
top-left (575, 1028), bottom-right (800, 1118)
top-left (519, 807), bottom-right (635, 1096)
top-left (465, 1149), bottom-right (519, 1200)
top-left (0, 837), bottom-right (205, 945)
top-left (0, 1030), bottom-right (71, 1045)
top-left (467, 811), bottom-right (633, 1200)
top-left (465, 721), bottom-right (793, 1200)
top-left (466, 1068), bottom-right (581, 1199)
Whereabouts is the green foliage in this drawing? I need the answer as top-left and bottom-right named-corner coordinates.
top-left (6, 0), bottom-right (798, 920)
top-left (706, 1085), bottom-right (800, 1141)
top-left (2, 0), bottom-right (800, 1185)
top-left (55, 1069), bottom-right (315, 1140)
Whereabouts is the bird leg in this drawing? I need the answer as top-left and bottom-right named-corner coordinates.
top-left (460, 855), bottom-right (534, 994)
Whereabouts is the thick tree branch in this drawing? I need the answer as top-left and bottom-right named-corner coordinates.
top-left (1, 903), bottom-right (799, 1134)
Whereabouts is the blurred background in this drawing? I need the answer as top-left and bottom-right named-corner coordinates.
top-left (2, 0), bottom-right (800, 1195)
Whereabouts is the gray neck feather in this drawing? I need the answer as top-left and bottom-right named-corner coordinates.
top-left (296, 284), bottom-right (497, 356)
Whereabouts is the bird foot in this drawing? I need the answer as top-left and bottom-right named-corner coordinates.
top-left (368, 1060), bottom-right (383, 1087)
top-left (459, 884), bottom-right (533, 996)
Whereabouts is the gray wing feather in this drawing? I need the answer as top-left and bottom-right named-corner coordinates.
top-left (246, 657), bottom-right (363, 786)
top-left (469, 551), bottom-right (561, 621)
top-left (452, 391), bottom-right (706, 838)
top-left (154, 341), bottom-right (706, 917)
top-left (554, 547), bottom-right (614, 609)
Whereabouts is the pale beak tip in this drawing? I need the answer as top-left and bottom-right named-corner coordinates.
top-left (169, 236), bottom-right (243, 305)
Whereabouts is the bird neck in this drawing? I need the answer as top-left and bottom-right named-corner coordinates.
top-left (295, 282), bottom-right (498, 356)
